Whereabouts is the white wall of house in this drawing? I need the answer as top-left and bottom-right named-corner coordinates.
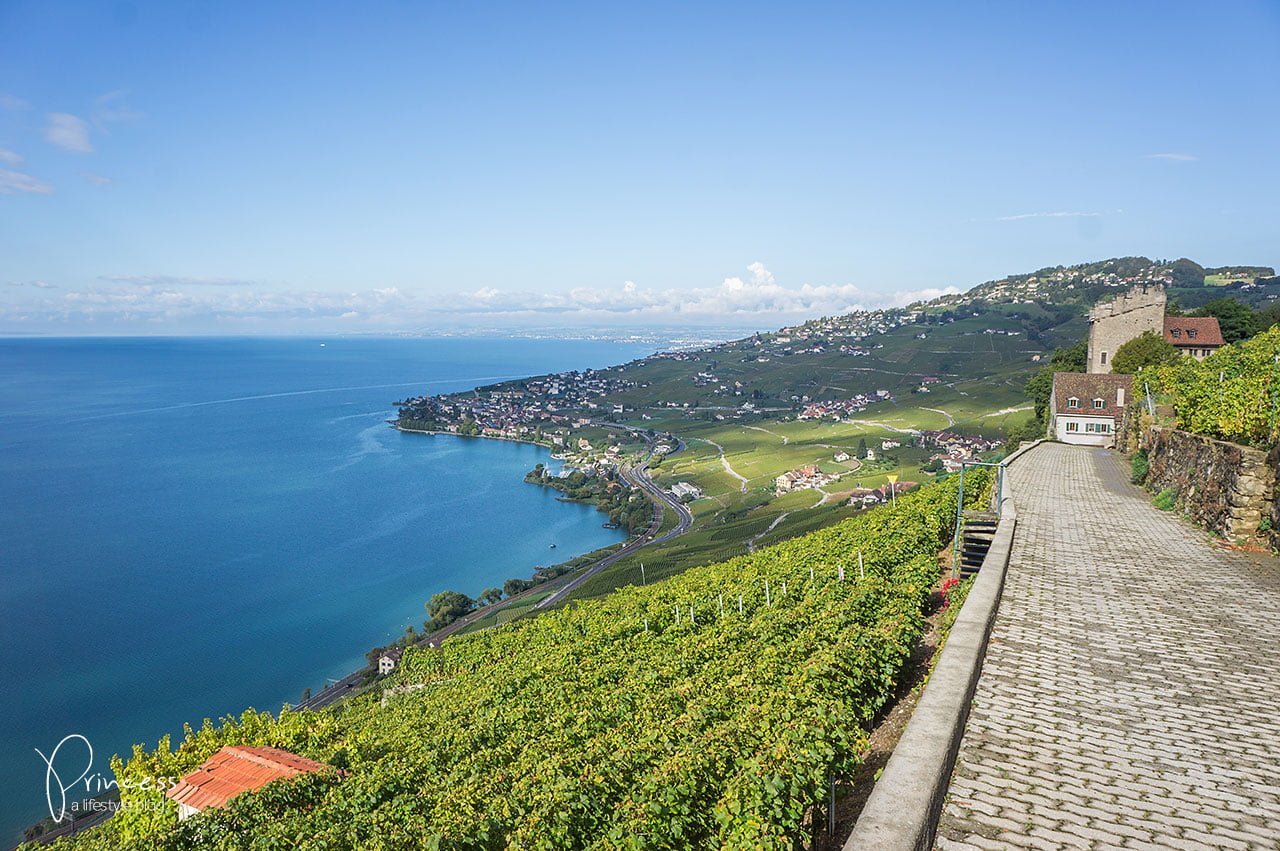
top-left (1053, 414), bottom-right (1117, 446)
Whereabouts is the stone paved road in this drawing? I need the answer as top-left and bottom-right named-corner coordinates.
top-left (936, 443), bottom-right (1280, 850)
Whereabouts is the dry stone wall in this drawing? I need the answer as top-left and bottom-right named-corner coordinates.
top-left (1139, 425), bottom-right (1272, 540)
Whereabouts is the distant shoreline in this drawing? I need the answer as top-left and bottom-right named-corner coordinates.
top-left (391, 423), bottom-right (552, 451)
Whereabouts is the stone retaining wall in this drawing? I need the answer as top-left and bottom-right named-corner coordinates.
top-left (1139, 425), bottom-right (1272, 540)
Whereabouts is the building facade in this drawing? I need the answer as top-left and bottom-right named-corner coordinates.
top-left (1048, 372), bottom-right (1133, 447)
top-left (1087, 284), bottom-right (1224, 373)
top-left (1163, 316), bottom-right (1225, 360)
top-left (1087, 284), bottom-right (1167, 373)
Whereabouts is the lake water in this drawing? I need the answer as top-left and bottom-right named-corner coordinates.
top-left (0, 336), bottom-right (649, 842)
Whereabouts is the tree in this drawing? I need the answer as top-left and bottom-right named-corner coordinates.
top-left (1194, 297), bottom-right (1257, 343)
top-left (478, 587), bottom-right (503, 606)
top-left (1024, 338), bottom-right (1087, 424)
top-left (1110, 331), bottom-right (1181, 373)
top-left (424, 590), bottom-right (476, 631)
top-left (857, 437), bottom-right (868, 459)
top-left (504, 577), bottom-right (534, 597)
top-left (1168, 257), bottom-right (1206, 288)
top-left (1256, 302), bottom-right (1280, 332)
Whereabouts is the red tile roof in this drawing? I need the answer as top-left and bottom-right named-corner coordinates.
top-left (1051, 372), bottom-right (1133, 416)
top-left (165, 746), bottom-right (334, 813)
top-left (1163, 316), bottom-right (1224, 348)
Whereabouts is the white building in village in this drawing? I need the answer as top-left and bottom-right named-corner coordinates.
top-left (1048, 372), bottom-right (1132, 447)
top-left (670, 481), bottom-right (703, 500)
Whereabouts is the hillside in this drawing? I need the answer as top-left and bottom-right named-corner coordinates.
top-left (37, 474), bottom-right (988, 850)
top-left (403, 256), bottom-right (1278, 604)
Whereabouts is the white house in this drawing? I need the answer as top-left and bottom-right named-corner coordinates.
top-left (670, 481), bottom-right (703, 500)
top-left (378, 647), bottom-right (404, 676)
top-left (1048, 372), bottom-right (1132, 447)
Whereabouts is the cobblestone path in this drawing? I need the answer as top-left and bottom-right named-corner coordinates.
top-left (936, 443), bottom-right (1280, 850)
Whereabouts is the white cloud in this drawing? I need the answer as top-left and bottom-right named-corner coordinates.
top-left (0, 169), bottom-right (54, 195)
top-left (7, 280), bottom-right (57, 288)
top-left (995, 210), bottom-right (1118, 222)
top-left (83, 172), bottom-right (112, 186)
top-left (44, 113), bottom-right (94, 154)
top-left (0, 94), bottom-right (28, 111)
top-left (0, 147), bottom-right (23, 166)
top-left (4, 263), bottom-right (960, 331)
top-left (98, 274), bottom-right (254, 286)
top-left (92, 90), bottom-right (143, 129)
top-left (1146, 152), bottom-right (1197, 162)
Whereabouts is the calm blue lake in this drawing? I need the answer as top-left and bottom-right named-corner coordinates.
top-left (0, 336), bottom-right (648, 842)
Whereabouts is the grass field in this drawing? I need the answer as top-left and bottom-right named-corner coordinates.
top-left (556, 389), bottom-right (1021, 603)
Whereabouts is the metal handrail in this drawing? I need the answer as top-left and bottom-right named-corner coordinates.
top-left (951, 459), bottom-right (1007, 580)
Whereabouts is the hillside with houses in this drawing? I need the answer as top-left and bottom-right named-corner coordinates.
top-left (391, 257), bottom-right (1280, 609)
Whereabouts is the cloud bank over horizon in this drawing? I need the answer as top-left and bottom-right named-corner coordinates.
top-left (0, 263), bottom-right (959, 334)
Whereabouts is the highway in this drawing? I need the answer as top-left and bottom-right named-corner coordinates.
top-left (533, 442), bottom-right (693, 609)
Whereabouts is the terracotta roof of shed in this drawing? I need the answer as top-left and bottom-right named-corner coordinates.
top-left (1051, 372), bottom-right (1133, 416)
top-left (165, 746), bottom-right (333, 813)
top-left (1163, 316), bottom-right (1224, 348)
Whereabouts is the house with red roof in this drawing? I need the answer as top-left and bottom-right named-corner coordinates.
top-left (1163, 316), bottom-right (1225, 360)
top-left (165, 746), bottom-right (336, 821)
top-left (1087, 284), bottom-right (1226, 373)
top-left (1048, 373), bottom-right (1133, 446)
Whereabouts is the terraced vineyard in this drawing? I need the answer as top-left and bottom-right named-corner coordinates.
top-left (43, 472), bottom-right (988, 851)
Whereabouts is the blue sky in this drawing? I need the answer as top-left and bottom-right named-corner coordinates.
top-left (1, 1), bottom-right (1278, 333)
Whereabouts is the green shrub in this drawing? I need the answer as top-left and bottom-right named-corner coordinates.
top-left (1153, 488), bottom-right (1177, 511)
top-left (1144, 325), bottom-right (1280, 446)
top-left (1130, 450), bottom-right (1149, 484)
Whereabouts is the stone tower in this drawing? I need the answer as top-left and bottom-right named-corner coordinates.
top-left (1086, 284), bottom-right (1166, 373)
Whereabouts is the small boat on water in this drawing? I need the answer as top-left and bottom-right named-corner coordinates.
top-left (549, 543), bottom-right (557, 549)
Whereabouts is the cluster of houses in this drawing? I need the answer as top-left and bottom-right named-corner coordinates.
top-left (944, 262), bottom-right (1177, 306)
top-left (775, 465), bottom-right (836, 494)
top-left (920, 430), bottom-right (1000, 453)
top-left (395, 368), bottom-right (640, 437)
top-left (847, 481), bottom-right (919, 507)
top-left (912, 430), bottom-right (1002, 473)
top-left (798, 391), bottom-right (892, 421)
top-left (768, 309), bottom-right (914, 348)
top-left (1049, 284), bottom-right (1226, 447)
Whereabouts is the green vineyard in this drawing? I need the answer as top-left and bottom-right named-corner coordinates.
top-left (43, 471), bottom-right (989, 851)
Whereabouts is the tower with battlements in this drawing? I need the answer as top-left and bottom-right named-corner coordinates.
top-left (1086, 284), bottom-right (1166, 373)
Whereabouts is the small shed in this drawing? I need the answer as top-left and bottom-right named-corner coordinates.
top-left (165, 746), bottom-right (335, 821)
